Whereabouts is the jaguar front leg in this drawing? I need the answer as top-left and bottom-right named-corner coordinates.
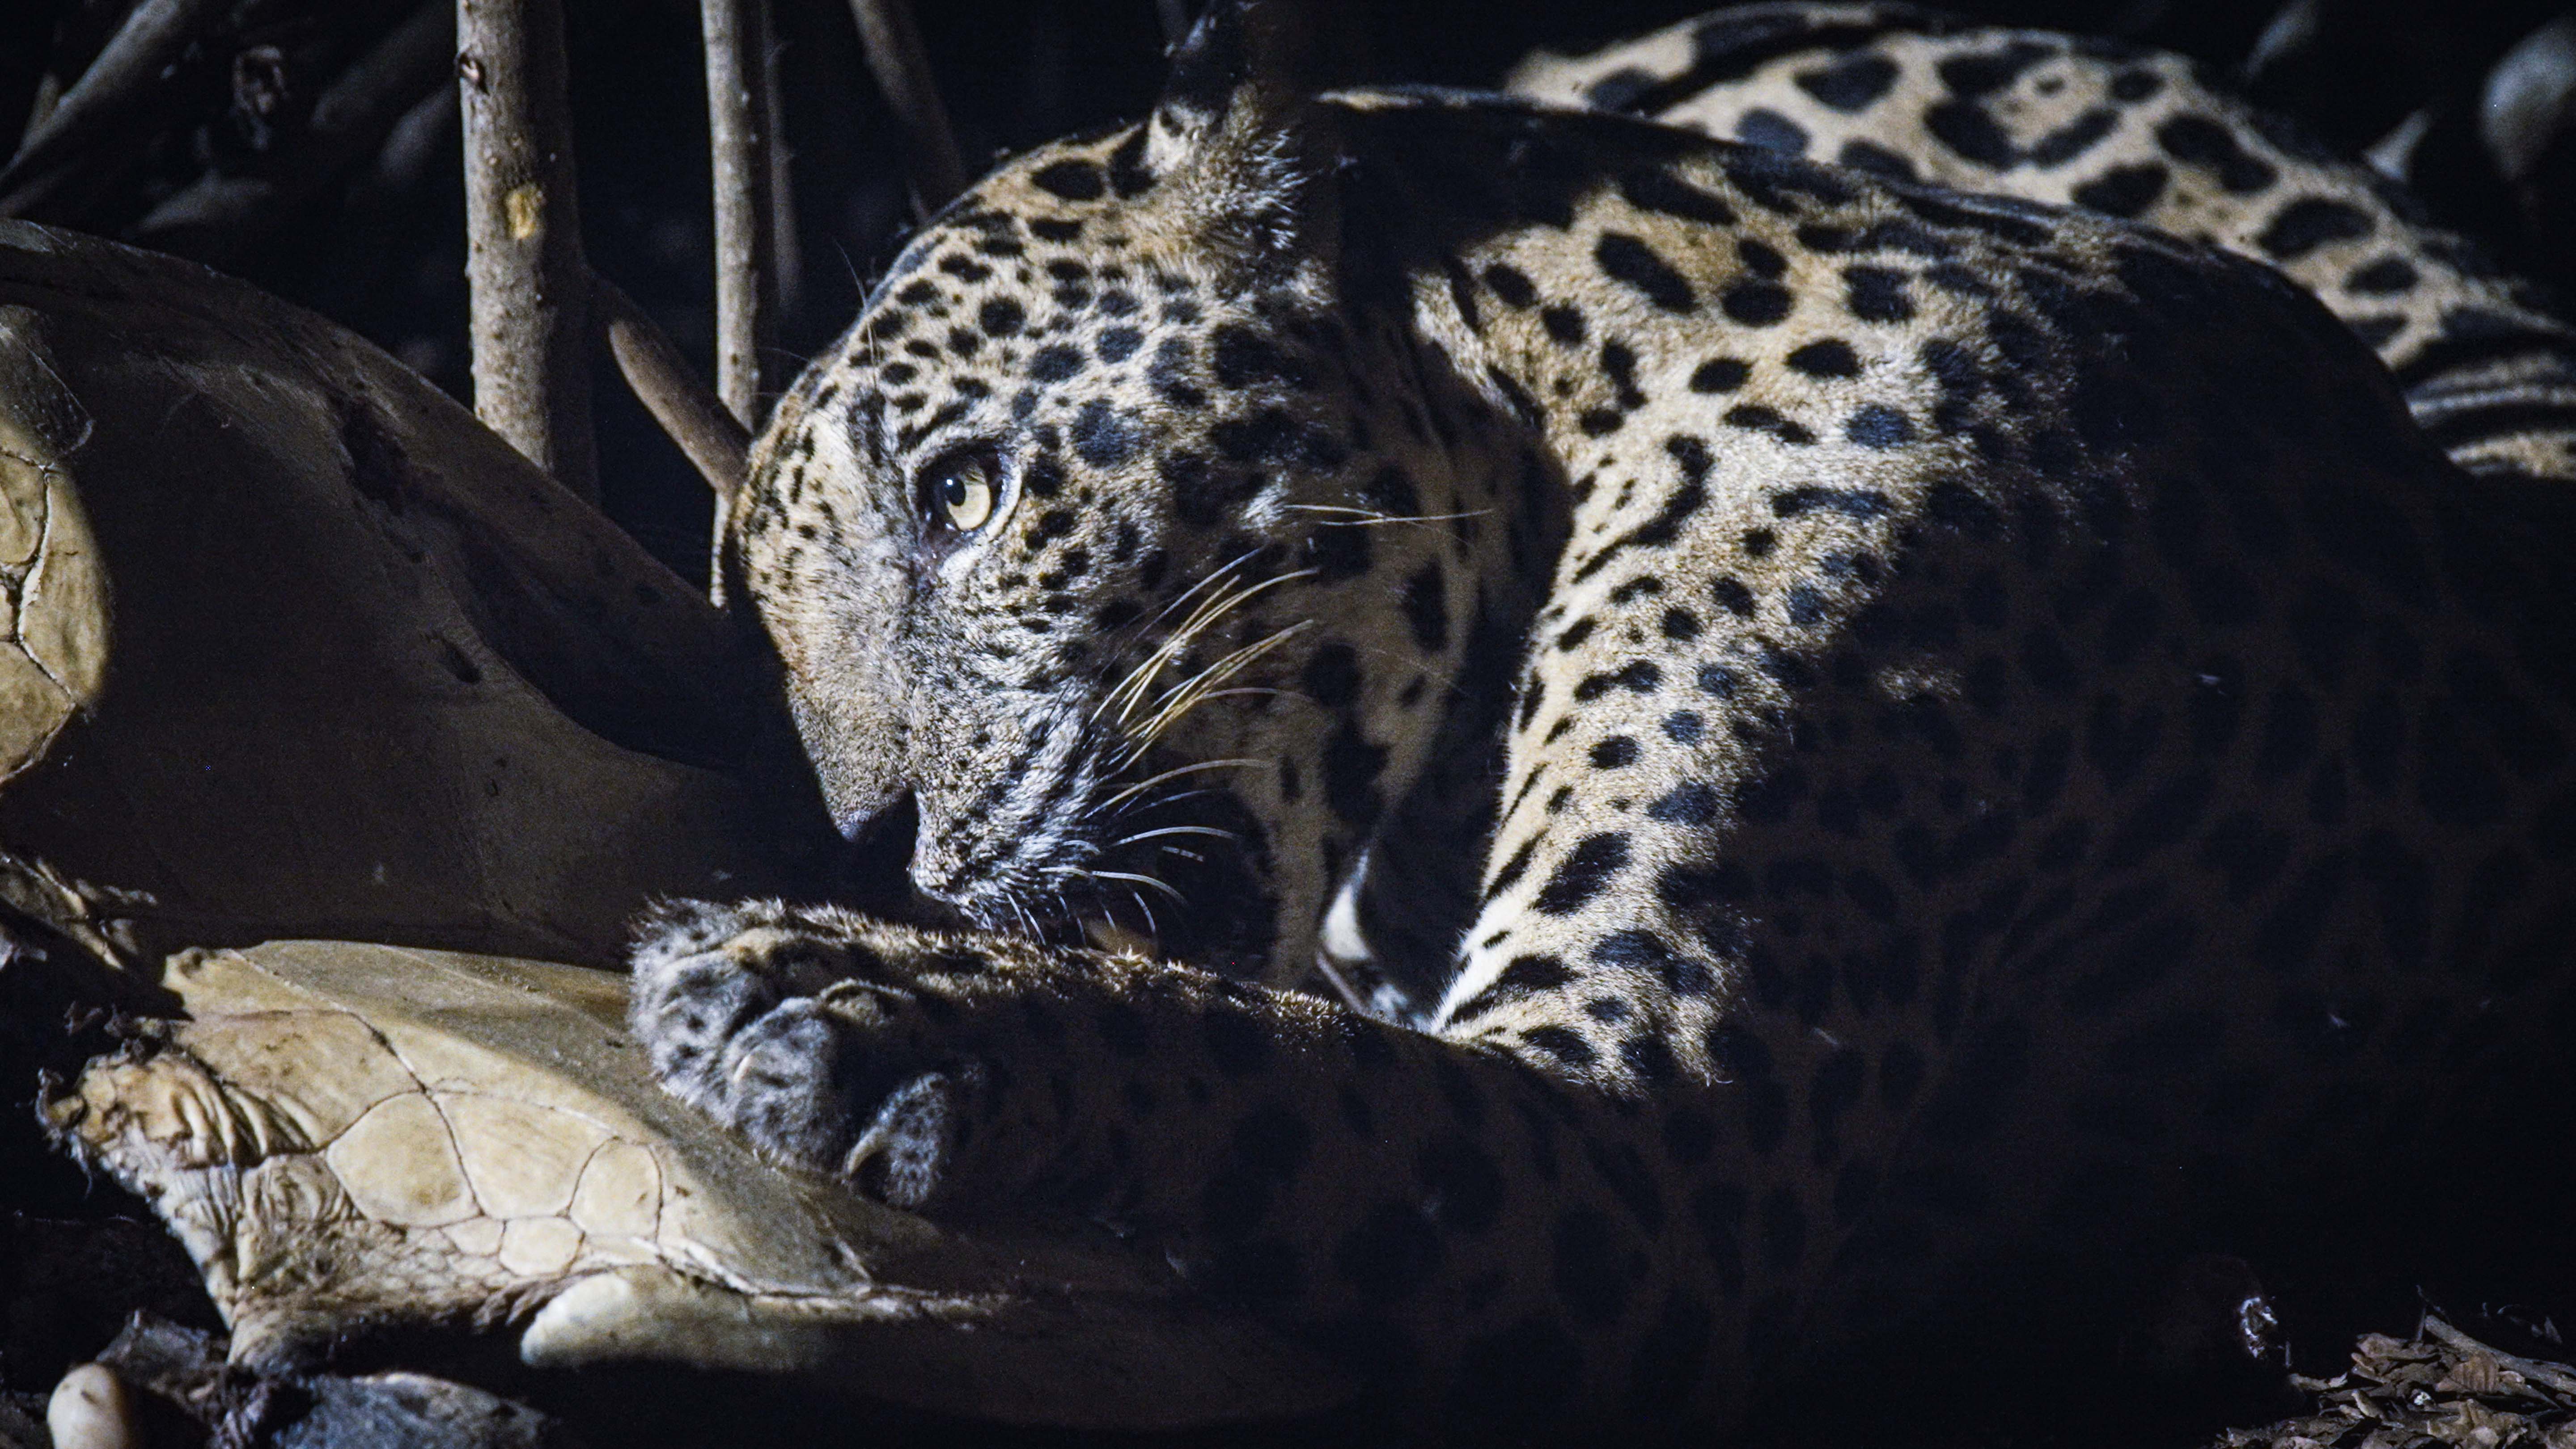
top-left (631, 899), bottom-right (1546, 1225)
top-left (628, 902), bottom-right (1754, 1419)
top-left (629, 898), bottom-right (1034, 1199)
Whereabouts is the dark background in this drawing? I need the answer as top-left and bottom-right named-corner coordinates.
top-left (2, 0), bottom-right (2565, 593)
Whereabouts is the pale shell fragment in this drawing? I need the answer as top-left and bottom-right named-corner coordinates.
top-left (443, 1093), bottom-right (608, 1219)
top-left (569, 1139), bottom-right (661, 1241)
top-left (326, 1092), bottom-right (479, 1228)
top-left (498, 1217), bottom-right (586, 1278)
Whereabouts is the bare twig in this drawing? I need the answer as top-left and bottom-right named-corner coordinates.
top-left (2420, 1317), bottom-right (2576, 1398)
top-left (0, 0), bottom-right (228, 217)
top-left (458, 0), bottom-right (599, 502)
top-left (763, 18), bottom-right (801, 320)
top-left (702, 0), bottom-right (781, 428)
top-left (135, 0), bottom-right (454, 266)
top-left (846, 0), bottom-right (966, 214)
top-left (592, 272), bottom-right (749, 506)
top-left (21, 73), bottom-right (61, 144)
top-left (593, 272), bottom-right (751, 601)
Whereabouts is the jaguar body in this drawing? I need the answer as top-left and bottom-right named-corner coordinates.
top-left (633, 1), bottom-right (2576, 1425)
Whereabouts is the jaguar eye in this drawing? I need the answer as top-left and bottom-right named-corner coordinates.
top-left (924, 450), bottom-right (1001, 534)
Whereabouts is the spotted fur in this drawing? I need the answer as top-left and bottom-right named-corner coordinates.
top-left (633, 0), bottom-right (2576, 1426)
top-left (1508, 1), bottom-right (2576, 483)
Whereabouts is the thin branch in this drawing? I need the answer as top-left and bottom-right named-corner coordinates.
top-left (134, 0), bottom-right (454, 266)
top-left (702, 0), bottom-right (781, 428)
top-left (0, 0), bottom-right (228, 217)
top-left (592, 271), bottom-right (749, 508)
top-left (457, 0), bottom-right (599, 502)
top-left (763, 11), bottom-right (801, 320)
top-left (20, 74), bottom-right (60, 148)
top-left (2420, 1318), bottom-right (2576, 1399)
top-left (846, 0), bottom-right (966, 214)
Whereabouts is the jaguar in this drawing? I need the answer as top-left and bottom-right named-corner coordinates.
top-left (1508, 0), bottom-right (2576, 484)
top-left (631, 0), bottom-right (2576, 1426)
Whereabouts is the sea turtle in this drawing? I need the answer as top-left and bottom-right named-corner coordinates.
top-left (38, 939), bottom-right (1349, 1430)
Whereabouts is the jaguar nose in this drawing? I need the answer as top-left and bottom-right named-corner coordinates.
top-left (835, 786), bottom-right (910, 846)
top-left (826, 792), bottom-right (982, 930)
top-left (831, 791), bottom-right (919, 914)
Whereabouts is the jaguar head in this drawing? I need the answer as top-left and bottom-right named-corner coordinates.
top-left (728, 0), bottom-right (1490, 983)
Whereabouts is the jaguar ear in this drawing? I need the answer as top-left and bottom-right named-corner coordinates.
top-left (1141, 0), bottom-right (1353, 272)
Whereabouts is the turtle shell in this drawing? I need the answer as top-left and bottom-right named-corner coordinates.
top-left (42, 939), bottom-right (1352, 1430)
